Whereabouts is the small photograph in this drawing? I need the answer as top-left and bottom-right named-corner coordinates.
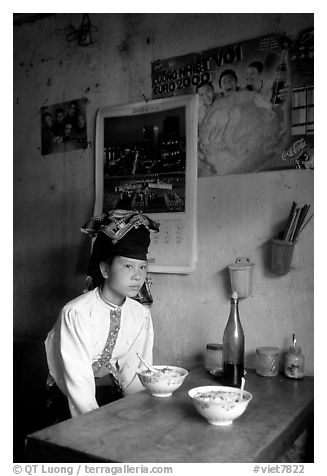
top-left (41, 98), bottom-right (87, 155)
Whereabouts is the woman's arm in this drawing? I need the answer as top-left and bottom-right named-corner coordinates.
top-left (45, 306), bottom-right (99, 417)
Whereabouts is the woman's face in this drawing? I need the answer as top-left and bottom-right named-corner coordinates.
top-left (102, 256), bottom-right (148, 302)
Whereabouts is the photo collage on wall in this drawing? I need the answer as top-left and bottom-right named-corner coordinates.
top-left (41, 98), bottom-right (88, 155)
top-left (151, 29), bottom-right (314, 176)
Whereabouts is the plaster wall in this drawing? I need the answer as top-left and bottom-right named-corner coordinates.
top-left (13, 13), bottom-right (314, 372)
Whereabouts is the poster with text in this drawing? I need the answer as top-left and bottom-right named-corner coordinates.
top-left (152, 30), bottom-right (313, 176)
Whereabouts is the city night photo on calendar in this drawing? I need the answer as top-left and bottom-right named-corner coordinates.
top-left (102, 107), bottom-right (186, 214)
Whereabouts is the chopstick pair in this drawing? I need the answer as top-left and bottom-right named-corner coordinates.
top-left (291, 204), bottom-right (311, 242)
top-left (282, 202), bottom-right (311, 243)
top-left (298, 213), bottom-right (313, 235)
top-left (282, 201), bottom-right (297, 241)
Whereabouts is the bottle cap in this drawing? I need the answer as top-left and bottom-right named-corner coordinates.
top-left (232, 291), bottom-right (238, 299)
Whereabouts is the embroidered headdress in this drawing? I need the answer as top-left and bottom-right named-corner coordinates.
top-left (81, 209), bottom-right (160, 289)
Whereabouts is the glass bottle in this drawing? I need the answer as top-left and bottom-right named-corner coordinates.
top-left (284, 345), bottom-right (305, 379)
top-left (222, 291), bottom-right (244, 387)
top-left (271, 49), bottom-right (289, 105)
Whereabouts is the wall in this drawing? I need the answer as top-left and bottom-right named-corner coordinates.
top-left (153, 170), bottom-right (313, 372)
top-left (14, 14), bottom-right (314, 377)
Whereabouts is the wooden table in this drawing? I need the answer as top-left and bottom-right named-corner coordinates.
top-left (26, 367), bottom-right (313, 463)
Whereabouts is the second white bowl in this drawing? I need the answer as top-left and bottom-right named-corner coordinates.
top-left (188, 385), bottom-right (252, 426)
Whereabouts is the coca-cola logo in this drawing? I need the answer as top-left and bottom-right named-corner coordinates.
top-left (282, 139), bottom-right (307, 161)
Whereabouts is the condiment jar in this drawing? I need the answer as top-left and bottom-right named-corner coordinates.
top-left (256, 346), bottom-right (279, 377)
top-left (205, 343), bottom-right (223, 375)
top-left (284, 345), bottom-right (305, 379)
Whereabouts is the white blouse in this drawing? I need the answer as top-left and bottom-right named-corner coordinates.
top-left (45, 288), bottom-right (154, 417)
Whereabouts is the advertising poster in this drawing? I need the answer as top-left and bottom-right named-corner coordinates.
top-left (151, 30), bottom-right (313, 176)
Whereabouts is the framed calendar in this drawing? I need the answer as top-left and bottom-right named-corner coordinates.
top-left (94, 94), bottom-right (198, 273)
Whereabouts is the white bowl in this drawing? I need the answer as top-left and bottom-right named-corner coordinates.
top-left (137, 365), bottom-right (188, 397)
top-left (188, 385), bottom-right (252, 426)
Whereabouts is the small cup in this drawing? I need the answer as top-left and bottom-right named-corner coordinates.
top-left (271, 239), bottom-right (296, 275)
top-left (256, 346), bottom-right (279, 377)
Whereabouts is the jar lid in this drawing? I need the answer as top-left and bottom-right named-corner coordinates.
top-left (256, 346), bottom-right (279, 356)
top-left (206, 343), bottom-right (223, 351)
top-left (228, 257), bottom-right (254, 271)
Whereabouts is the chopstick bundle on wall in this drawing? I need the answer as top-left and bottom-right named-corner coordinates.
top-left (287, 208), bottom-right (301, 242)
top-left (281, 202), bottom-right (311, 243)
top-left (291, 205), bottom-right (310, 242)
top-left (282, 201), bottom-right (297, 241)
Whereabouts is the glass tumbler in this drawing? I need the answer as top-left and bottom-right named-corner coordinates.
top-left (256, 346), bottom-right (279, 377)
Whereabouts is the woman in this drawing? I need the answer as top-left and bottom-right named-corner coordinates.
top-left (45, 210), bottom-right (159, 421)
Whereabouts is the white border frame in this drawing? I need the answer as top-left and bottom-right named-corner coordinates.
top-left (95, 94), bottom-right (198, 274)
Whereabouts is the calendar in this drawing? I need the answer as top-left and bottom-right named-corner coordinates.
top-left (94, 94), bottom-right (198, 273)
top-left (147, 213), bottom-right (196, 273)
